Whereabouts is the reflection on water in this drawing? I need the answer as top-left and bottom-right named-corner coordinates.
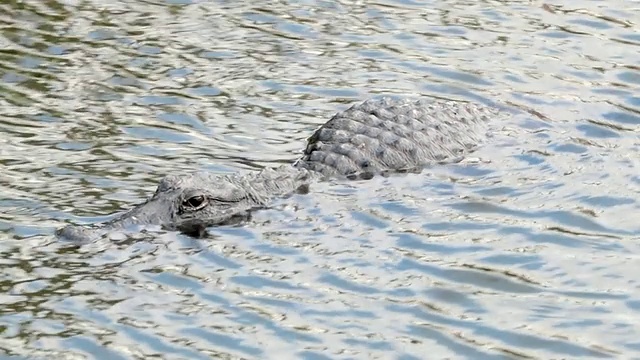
top-left (1, 0), bottom-right (639, 358)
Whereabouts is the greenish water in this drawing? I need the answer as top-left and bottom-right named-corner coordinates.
top-left (1, 0), bottom-right (639, 358)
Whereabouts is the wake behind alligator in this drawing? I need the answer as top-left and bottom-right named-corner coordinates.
top-left (58, 97), bottom-right (506, 241)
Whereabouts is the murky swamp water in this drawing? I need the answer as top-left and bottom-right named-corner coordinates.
top-left (0, 0), bottom-right (639, 359)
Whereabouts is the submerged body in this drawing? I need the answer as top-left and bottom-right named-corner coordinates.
top-left (58, 97), bottom-right (504, 241)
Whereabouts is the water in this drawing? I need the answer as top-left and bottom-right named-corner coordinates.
top-left (1, 0), bottom-right (639, 358)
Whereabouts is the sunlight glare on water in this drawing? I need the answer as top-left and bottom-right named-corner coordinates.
top-left (0, 0), bottom-right (639, 358)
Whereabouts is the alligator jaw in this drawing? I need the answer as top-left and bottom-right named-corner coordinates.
top-left (56, 216), bottom-right (240, 242)
top-left (56, 195), bottom-right (176, 242)
top-left (56, 223), bottom-right (112, 242)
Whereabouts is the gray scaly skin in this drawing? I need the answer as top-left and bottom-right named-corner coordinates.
top-left (57, 97), bottom-right (503, 241)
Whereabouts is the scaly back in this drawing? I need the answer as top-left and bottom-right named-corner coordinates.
top-left (294, 97), bottom-right (502, 178)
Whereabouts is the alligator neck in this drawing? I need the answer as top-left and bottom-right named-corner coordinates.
top-left (241, 165), bottom-right (321, 204)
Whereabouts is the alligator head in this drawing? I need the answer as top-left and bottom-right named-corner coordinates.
top-left (57, 166), bottom-right (314, 242)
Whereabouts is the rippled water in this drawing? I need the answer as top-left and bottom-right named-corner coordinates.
top-left (1, 0), bottom-right (639, 358)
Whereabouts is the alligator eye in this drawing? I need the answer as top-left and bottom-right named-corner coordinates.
top-left (183, 195), bottom-right (206, 209)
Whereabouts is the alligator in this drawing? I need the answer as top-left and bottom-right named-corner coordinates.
top-left (57, 97), bottom-right (505, 241)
